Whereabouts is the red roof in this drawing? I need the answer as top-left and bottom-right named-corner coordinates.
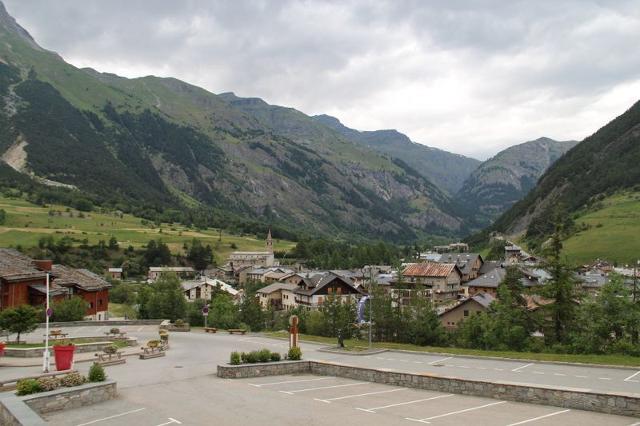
top-left (403, 262), bottom-right (459, 278)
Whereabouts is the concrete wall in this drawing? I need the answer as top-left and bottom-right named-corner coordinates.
top-left (22, 380), bottom-right (117, 414)
top-left (217, 361), bottom-right (640, 417)
top-left (5, 339), bottom-right (137, 358)
top-left (0, 394), bottom-right (46, 426)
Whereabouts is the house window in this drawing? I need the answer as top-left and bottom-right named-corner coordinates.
top-left (463, 310), bottom-right (469, 317)
top-left (99, 299), bottom-right (103, 306)
top-left (90, 302), bottom-right (94, 309)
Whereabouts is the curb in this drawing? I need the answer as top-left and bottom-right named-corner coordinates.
top-left (317, 346), bottom-right (388, 356)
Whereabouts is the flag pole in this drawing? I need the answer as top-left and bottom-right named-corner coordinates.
top-left (42, 271), bottom-right (50, 373)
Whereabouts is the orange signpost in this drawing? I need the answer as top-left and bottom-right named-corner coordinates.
top-left (289, 315), bottom-right (299, 349)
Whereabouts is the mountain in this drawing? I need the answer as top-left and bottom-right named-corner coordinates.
top-left (0, 2), bottom-right (463, 242)
top-left (313, 114), bottom-right (480, 195)
top-left (481, 100), bottom-right (640, 248)
top-left (455, 137), bottom-right (578, 227)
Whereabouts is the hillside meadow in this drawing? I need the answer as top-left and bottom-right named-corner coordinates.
top-left (0, 196), bottom-right (295, 261)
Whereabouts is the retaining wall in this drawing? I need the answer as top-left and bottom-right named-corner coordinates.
top-left (217, 361), bottom-right (640, 417)
top-left (22, 380), bottom-right (117, 414)
top-left (0, 395), bottom-right (46, 426)
top-left (37, 319), bottom-right (163, 328)
top-left (5, 339), bottom-right (137, 358)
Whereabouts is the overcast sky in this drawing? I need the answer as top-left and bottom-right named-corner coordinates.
top-left (5, 0), bottom-right (640, 159)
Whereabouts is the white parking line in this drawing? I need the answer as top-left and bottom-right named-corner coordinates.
top-left (532, 372), bottom-right (545, 375)
top-left (553, 373), bottom-right (565, 376)
top-left (406, 401), bottom-right (507, 423)
top-left (512, 363), bottom-right (533, 372)
top-left (280, 382), bottom-right (366, 395)
top-left (494, 368), bottom-right (504, 371)
top-left (505, 409), bottom-right (571, 425)
top-left (355, 394), bottom-right (454, 413)
top-left (75, 407), bottom-right (146, 426)
top-left (314, 388), bottom-right (406, 403)
top-left (575, 375), bottom-right (588, 378)
top-left (156, 418), bottom-right (182, 426)
top-left (624, 371), bottom-right (640, 382)
top-left (428, 356), bottom-right (452, 365)
top-left (598, 377), bottom-right (612, 381)
top-left (249, 377), bottom-right (331, 387)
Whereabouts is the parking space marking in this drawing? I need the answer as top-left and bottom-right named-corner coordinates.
top-left (598, 377), bottom-right (612, 381)
top-left (249, 377), bottom-right (331, 387)
top-left (553, 373), bottom-right (565, 376)
top-left (532, 372), bottom-right (545, 375)
top-left (355, 394), bottom-right (454, 413)
top-left (314, 388), bottom-right (406, 403)
top-left (75, 407), bottom-right (146, 426)
top-left (512, 363), bottom-right (533, 372)
top-left (624, 371), bottom-right (640, 382)
top-left (575, 375), bottom-right (588, 378)
top-left (156, 418), bottom-right (182, 426)
top-left (428, 357), bottom-right (452, 365)
top-left (505, 409), bottom-right (570, 425)
top-left (405, 400), bottom-right (507, 423)
top-left (280, 382), bottom-right (367, 395)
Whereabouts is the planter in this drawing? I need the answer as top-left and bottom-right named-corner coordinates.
top-left (52, 345), bottom-right (75, 371)
top-left (0, 342), bottom-right (5, 356)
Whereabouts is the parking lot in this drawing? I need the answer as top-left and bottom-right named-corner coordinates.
top-left (44, 373), bottom-right (639, 426)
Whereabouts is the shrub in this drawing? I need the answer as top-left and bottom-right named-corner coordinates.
top-left (110, 328), bottom-right (120, 334)
top-left (230, 351), bottom-right (241, 365)
top-left (257, 348), bottom-right (271, 363)
top-left (103, 345), bottom-right (118, 355)
top-left (240, 352), bottom-right (249, 363)
top-left (36, 376), bottom-right (61, 392)
top-left (288, 346), bottom-right (302, 361)
top-left (245, 351), bottom-right (259, 363)
top-left (60, 372), bottom-right (86, 387)
top-left (88, 363), bottom-right (106, 382)
top-left (175, 319), bottom-right (185, 327)
top-left (16, 379), bottom-right (41, 396)
top-left (270, 352), bottom-right (281, 362)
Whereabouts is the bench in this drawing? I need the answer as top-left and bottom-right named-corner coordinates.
top-left (139, 340), bottom-right (166, 360)
top-left (44, 330), bottom-right (68, 339)
top-left (204, 327), bottom-right (218, 333)
top-left (95, 349), bottom-right (126, 366)
top-left (227, 329), bottom-right (247, 335)
top-left (104, 331), bottom-right (127, 338)
top-left (0, 370), bottom-right (76, 392)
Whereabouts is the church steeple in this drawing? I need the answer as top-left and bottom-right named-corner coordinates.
top-left (266, 228), bottom-right (273, 253)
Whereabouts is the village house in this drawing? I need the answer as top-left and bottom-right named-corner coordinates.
top-left (0, 249), bottom-right (54, 309)
top-left (291, 272), bottom-right (364, 310)
top-left (256, 282), bottom-right (297, 310)
top-left (242, 267), bottom-right (294, 285)
top-left (402, 262), bottom-right (463, 303)
top-left (439, 293), bottom-right (495, 330)
top-left (107, 267), bottom-right (123, 280)
top-left (464, 267), bottom-right (506, 298)
top-left (437, 253), bottom-right (484, 282)
top-left (148, 266), bottom-right (196, 282)
top-left (51, 265), bottom-right (112, 320)
top-left (181, 277), bottom-right (240, 302)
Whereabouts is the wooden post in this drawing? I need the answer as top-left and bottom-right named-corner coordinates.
top-left (289, 315), bottom-right (299, 349)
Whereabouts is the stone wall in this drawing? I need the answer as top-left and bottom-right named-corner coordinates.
top-left (217, 361), bottom-right (311, 379)
top-left (5, 339), bottom-right (137, 358)
top-left (22, 380), bottom-right (117, 414)
top-left (0, 395), bottom-right (46, 426)
top-left (217, 361), bottom-right (640, 417)
top-left (38, 319), bottom-right (163, 328)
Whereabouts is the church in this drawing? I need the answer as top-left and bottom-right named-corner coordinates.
top-left (227, 229), bottom-right (277, 268)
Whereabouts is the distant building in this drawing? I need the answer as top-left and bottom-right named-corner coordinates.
top-left (291, 273), bottom-right (364, 310)
top-left (402, 262), bottom-right (463, 303)
top-left (228, 229), bottom-right (276, 269)
top-left (257, 283), bottom-right (298, 310)
top-left (52, 265), bottom-right (112, 320)
top-left (107, 267), bottom-right (123, 280)
top-left (181, 277), bottom-right (239, 302)
top-left (436, 253), bottom-right (484, 282)
top-left (148, 267), bottom-right (196, 282)
top-left (439, 293), bottom-right (495, 330)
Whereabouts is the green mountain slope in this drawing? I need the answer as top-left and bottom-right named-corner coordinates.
top-left (313, 114), bottom-right (480, 195)
top-left (455, 137), bottom-right (578, 228)
top-left (0, 2), bottom-right (463, 242)
top-left (483, 100), bottom-right (640, 250)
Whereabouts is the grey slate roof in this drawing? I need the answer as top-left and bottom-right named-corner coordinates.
top-left (52, 265), bottom-right (111, 291)
top-left (437, 253), bottom-right (482, 275)
top-left (465, 267), bottom-right (507, 289)
top-left (294, 273), bottom-right (364, 296)
top-left (0, 248), bottom-right (47, 282)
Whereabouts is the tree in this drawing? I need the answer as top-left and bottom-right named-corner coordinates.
top-left (407, 296), bottom-right (447, 346)
top-left (238, 294), bottom-right (264, 331)
top-left (536, 225), bottom-right (580, 345)
top-left (108, 236), bottom-right (119, 250)
top-left (0, 305), bottom-right (40, 342)
top-left (138, 274), bottom-right (187, 321)
top-left (491, 266), bottom-right (533, 350)
top-left (208, 293), bottom-right (239, 329)
top-left (186, 239), bottom-right (213, 271)
top-left (52, 297), bottom-right (88, 322)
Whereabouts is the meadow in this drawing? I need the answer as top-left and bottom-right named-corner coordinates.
top-left (0, 196), bottom-right (295, 261)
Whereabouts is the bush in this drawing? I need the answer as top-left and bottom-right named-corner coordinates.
top-left (270, 352), bottom-right (281, 362)
top-left (245, 351), bottom-right (259, 363)
top-left (88, 363), bottom-right (106, 382)
top-left (16, 379), bottom-right (41, 396)
top-left (240, 352), bottom-right (249, 363)
top-left (175, 319), bottom-right (185, 327)
top-left (60, 372), bottom-right (86, 387)
top-left (257, 348), bottom-right (271, 363)
top-left (103, 345), bottom-right (118, 355)
top-left (109, 328), bottom-right (120, 334)
top-left (230, 351), bottom-right (241, 365)
top-left (287, 346), bottom-right (302, 361)
top-left (36, 376), bottom-right (61, 392)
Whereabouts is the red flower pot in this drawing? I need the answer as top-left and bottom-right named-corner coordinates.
top-left (0, 342), bottom-right (5, 356)
top-left (53, 345), bottom-right (75, 371)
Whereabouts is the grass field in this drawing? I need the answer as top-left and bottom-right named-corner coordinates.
top-left (0, 196), bottom-right (295, 261)
top-left (562, 191), bottom-right (640, 265)
top-left (266, 332), bottom-right (640, 367)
